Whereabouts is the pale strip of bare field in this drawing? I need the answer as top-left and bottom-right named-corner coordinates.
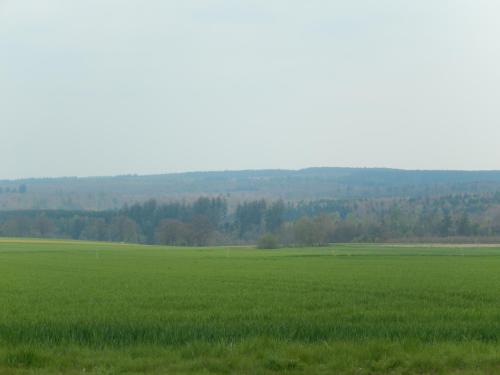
top-left (0, 238), bottom-right (125, 246)
top-left (1, 238), bottom-right (500, 249)
top-left (381, 243), bottom-right (500, 248)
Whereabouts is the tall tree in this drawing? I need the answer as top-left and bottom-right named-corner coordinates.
top-left (265, 200), bottom-right (285, 233)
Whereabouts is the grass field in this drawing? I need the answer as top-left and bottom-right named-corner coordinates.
top-left (1, 240), bottom-right (500, 374)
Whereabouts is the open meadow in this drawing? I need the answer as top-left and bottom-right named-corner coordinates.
top-left (1, 239), bottom-right (500, 374)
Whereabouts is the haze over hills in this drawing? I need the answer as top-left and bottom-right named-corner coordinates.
top-left (2, 167), bottom-right (500, 211)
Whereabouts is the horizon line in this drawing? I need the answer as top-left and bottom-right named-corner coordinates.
top-left (3, 166), bottom-right (500, 182)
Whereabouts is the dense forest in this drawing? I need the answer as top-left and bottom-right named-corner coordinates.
top-left (2, 192), bottom-right (500, 246)
top-left (2, 168), bottom-right (500, 245)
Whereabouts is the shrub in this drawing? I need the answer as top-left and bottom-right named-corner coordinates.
top-left (257, 234), bottom-right (279, 249)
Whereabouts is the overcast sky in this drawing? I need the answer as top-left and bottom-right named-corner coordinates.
top-left (1, 1), bottom-right (499, 179)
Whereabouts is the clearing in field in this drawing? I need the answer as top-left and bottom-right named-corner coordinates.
top-left (1, 240), bottom-right (500, 374)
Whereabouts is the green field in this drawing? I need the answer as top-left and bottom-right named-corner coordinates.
top-left (1, 240), bottom-right (500, 374)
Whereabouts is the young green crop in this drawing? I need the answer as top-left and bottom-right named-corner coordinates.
top-left (1, 240), bottom-right (500, 374)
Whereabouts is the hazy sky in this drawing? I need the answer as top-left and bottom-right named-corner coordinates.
top-left (1, 1), bottom-right (499, 179)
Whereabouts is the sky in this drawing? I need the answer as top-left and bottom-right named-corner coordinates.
top-left (1, 0), bottom-right (500, 179)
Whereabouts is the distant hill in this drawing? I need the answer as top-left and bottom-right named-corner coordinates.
top-left (2, 167), bottom-right (500, 210)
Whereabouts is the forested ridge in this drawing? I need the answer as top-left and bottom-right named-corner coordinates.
top-left (3, 167), bottom-right (500, 210)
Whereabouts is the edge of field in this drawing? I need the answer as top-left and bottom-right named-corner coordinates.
top-left (2, 237), bottom-right (500, 248)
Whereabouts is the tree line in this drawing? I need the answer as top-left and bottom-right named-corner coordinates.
top-left (1, 192), bottom-right (500, 246)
